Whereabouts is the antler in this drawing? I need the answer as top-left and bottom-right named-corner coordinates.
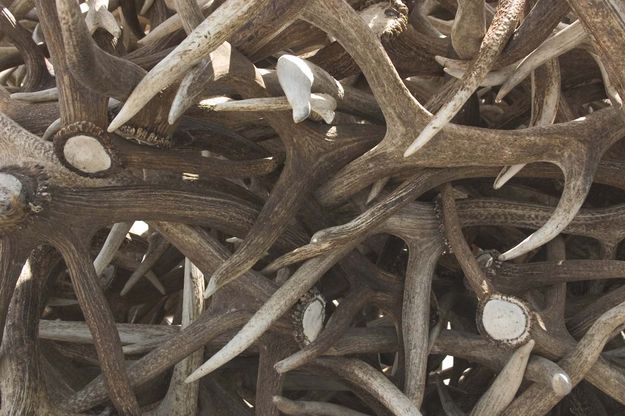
top-left (2, 0), bottom-right (625, 414)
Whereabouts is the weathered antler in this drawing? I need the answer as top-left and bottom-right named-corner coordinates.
top-left (2, 0), bottom-right (625, 414)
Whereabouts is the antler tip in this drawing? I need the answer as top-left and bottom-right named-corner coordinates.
top-left (203, 278), bottom-right (218, 299)
top-left (551, 372), bottom-right (572, 396)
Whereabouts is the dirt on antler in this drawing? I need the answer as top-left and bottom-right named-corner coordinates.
top-left (1, 0), bottom-right (625, 415)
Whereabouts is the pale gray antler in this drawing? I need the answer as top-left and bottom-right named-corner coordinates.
top-left (3, 0), bottom-right (625, 414)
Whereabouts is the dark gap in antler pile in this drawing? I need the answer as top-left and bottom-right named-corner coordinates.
top-left (1, 0), bottom-right (625, 415)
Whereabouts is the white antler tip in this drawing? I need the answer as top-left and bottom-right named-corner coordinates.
top-left (120, 283), bottom-right (131, 297)
top-left (495, 87), bottom-right (510, 103)
top-left (203, 278), bottom-right (218, 299)
top-left (498, 243), bottom-right (526, 261)
top-left (552, 372), bottom-right (572, 396)
top-left (403, 141), bottom-right (423, 158)
top-left (107, 116), bottom-right (124, 133)
top-left (434, 55), bottom-right (448, 66)
top-left (310, 94), bottom-right (337, 124)
top-left (277, 54), bottom-right (315, 124)
top-left (185, 356), bottom-right (222, 383)
top-left (494, 164), bottom-right (526, 190)
top-left (292, 104), bottom-right (312, 123)
top-left (184, 372), bottom-right (201, 384)
top-left (273, 361), bottom-right (288, 374)
top-left (404, 126), bottom-right (438, 157)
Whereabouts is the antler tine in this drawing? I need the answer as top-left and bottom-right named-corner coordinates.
top-left (166, 0), bottom-right (217, 125)
top-left (92, 222), bottom-right (132, 276)
top-left (303, 0), bottom-right (430, 129)
top-left (495, 0), bottom-right (570, 67)
top-left (469, 340), bottom-right (535, 416)
top-left (0, 3), bottom-right (51, 91)
top-left (496, 21), bottom-right (586, 102)
top-left (404, 0), bottom-right (527, 156)
top-left (274, 286), bottom-right (373, 374)
top-left (568, 0), bottom-right (625, 116)
top-left (0, 236), bottom-right (31, 347)
top-left (169, 51), bottom-right (353, 125)
top-left (151, 258), bottom-right (204, 416)
top-left (109, 0), bottom-right (307, 132)
top-left (401, 238), bottom-right (443, 405)
top-left (185, 244), bottom-right (358, 383)
top-left (313, 357), bottom-right (423, 416)
top-left (506, 299), bottom-right (625, 415)
top-left (498, 149), bottom-right (599, 261)
top-left (53, 234), bottom-right (141, 415)
top-left (85, 0), bottom-right (121, 40)
top-left (451, 0), bottom-right (485, 60)
top-left (55, 0), bottom-right (145, 101)
top-left (0, 251), bottom-right (59, 414)
top-left (273, 396), bottom-right (370, 416)
top-left (4, 0), bottom-right (625, 413)
top-left (11, 87), bottom-right (59, 103)
top-left (494, 59), bottom-right (561, 189)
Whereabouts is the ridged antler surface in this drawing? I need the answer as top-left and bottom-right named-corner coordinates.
top-left (1, 0), bottom-right (625, 414)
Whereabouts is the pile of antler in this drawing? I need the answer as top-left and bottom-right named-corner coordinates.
top-left (1, 0), bottom-right (625, 414)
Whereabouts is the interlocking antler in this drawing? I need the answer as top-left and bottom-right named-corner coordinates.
top-left (2, 0), bottom-right (625, 414)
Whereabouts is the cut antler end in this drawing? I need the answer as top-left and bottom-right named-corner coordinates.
top-left (477, 294), bottom-right (532, 347)
top-left (0, 173), bottom-right (25, 219)
top-left (63, 135), bottom-right (112, 173)
top-left (292, 289), bottom-right (326, 347)
top-left (53, 122), bottom-right (119, 177)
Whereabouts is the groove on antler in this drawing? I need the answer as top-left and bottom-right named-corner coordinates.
top-left (3, 0), bottom-right (625, 414)
top-left (110, 0), bottom-right (306, 131)
top-left (0, 2), bottom-right (51, 91)
top-left (404, 0), bottom-right (527, 156)
top-left (55, 0), bottom-right (145, 101)
top-left (54, 235), bottom-right (140, 415)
